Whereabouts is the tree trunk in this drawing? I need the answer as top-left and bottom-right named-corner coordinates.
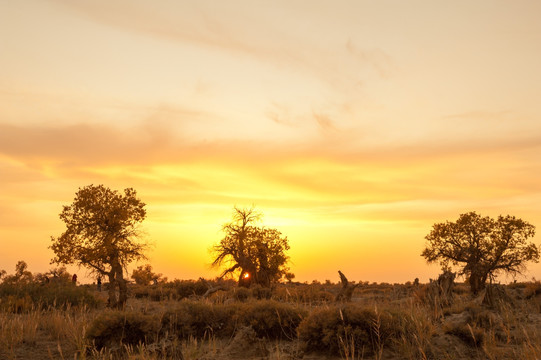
top-left (116, 267), bottom-right (127, 308)
top-left (107, 271), bottom-right (118, 308)
top-left (110, 258), bottom-right (127, 309)
top-left (107, 257), bottom-right (127, 309)
top-left (469, 271), bottom-right (485, 295)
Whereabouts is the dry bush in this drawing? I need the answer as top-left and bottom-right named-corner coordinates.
top-left (0, 281), bottom-right (98, 312)
top-left (297, 304), bottom-right (416, 357)
top-left (164, 279), bottom-right (227, 300)
top-left (0, 310), bottom-right (41, 350)
top-left (86, 310), bottom-right (160, 351)
top-left (250, 284), bottom-right (272, 300)
top-left (443, 322), bottom-right (485, 347)
top-left (272, 284), bottom-right (334, 304)
top-left (524, 280), bottom-right (541, 299)
top-left (232, 286), bottom-right (252, 301)
top-left (443, 304), bottom-right (510, 348)
top-left (162, 300), bottom-right (239, 339)
top-left (453, 282), bottom-right (470, 295)
top-left (162, 299), bottom-right (306, 342)
top-left (41, 306), bottom-right (92, 353)
top-left (132, 285), bottom-right (176, 302)
top-left (240, 300), bottom-right (307, 340)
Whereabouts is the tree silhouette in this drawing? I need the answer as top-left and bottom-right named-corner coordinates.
top-left (422, 212), bottom-right (539, 294)
top-left (1, 261), bottom-right (33, 284)
top-left (212, 206), bottom-right (290, 287)
top-left (131, 264), bottom-right (165, 285)
top-left (50, 184), bottom-right (148, 308)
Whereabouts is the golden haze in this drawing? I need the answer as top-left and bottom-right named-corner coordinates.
top-left (1, 1), bottom-right (541, 283)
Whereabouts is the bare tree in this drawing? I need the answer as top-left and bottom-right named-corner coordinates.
top-left (212, 206), bottom-right (290, 287)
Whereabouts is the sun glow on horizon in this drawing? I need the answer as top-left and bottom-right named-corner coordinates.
top-left (1, 1), bottom-right (541, 283)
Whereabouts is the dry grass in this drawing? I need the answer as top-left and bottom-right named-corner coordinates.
top-left (1, 282), bottom-right (541, 359)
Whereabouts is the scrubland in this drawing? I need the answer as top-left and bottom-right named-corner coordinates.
top-left (1, 278), bottom-right (541, 360)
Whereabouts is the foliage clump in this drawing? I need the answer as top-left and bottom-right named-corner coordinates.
top-left (166, 279), bottom-right (213, 299)
top-left (161, 299), bottom-right (306, 341)
top-left (131, 264), bottom-right (166, 286)
top-left (297, 304), bottom-right (412, 356)
top-left (162, 300), bottom-right (240, 339)
top-left (0, 261), bottom-right (98, 311)
top-left (86, 310), bottom-right (159, 350)
top-left (443, 304), bottom-right (508, 347)
top-left (240, 300), bottom-right (306, 339)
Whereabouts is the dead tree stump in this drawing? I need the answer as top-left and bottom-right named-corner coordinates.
top-left (482, 283), bottom-right (513, 309)
top-left (335, 270), bottom-right (360, 302)
top-left (427, 270), bottom-right (455, 307)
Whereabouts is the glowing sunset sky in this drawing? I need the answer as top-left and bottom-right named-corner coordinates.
top-left (2, 1), bottom-right (541, 283)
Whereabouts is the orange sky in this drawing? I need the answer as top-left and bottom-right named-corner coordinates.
top-left (1, 1), bottom-right (541, 284)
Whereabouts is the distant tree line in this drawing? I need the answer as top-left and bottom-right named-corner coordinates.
top-left (41, 184), bottom-right (540, 309)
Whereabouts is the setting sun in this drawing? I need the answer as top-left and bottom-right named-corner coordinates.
top-left (1, 0), bottom-right (541, 286)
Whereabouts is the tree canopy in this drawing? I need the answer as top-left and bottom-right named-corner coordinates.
top-left (212, 207), bottom-right (290, 287)
top-left (422, 211), bottom-right (539, 293)
top-left (50, 184), bottom-right (148, 307)
top-left (131, 264), bottom-right (166, 286)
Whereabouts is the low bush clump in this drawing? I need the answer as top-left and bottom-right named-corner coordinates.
top-left (164, 279), bottom-right (215, 299)
top-left (250, 285), bottom-right (272, 300)
top-left (232, 286), bottom-right (252, 301)
top-left (162, 300), bottom-right (240, 339)
top-left (0, 282), bottom-right (98, 312)
top-left (444, 322), bottom-right (484, 347)
top-left (273, 284), bottom-right (335, 304)
top-left (240, 300), bottom-right (307, 339)
top-left (86, 310), bottom-right (160, 350)
top-left (297, 304), bottom-right (411, 356)
top-left (442, 304), bottom-right (512, 347)
top-left (524, 280), bottom-right (541, 298)
top-left (162, 299), bottom-right (307, 341)
top-left (131, 285), bottom-right (176, 301)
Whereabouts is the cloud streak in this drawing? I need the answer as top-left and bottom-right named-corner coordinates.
top-left (2, 120), bottom-right (541, 214)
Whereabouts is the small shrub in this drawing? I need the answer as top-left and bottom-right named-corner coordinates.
top-left (132, 285), bottom-right (150, 299)
top-left (165, 279), bottom-right (210, 299)
top-left (131, 284), bottom-right (176, 301)
top-left (161, 299), bottom-right (306, 341)
top-left (452, 283), bottom-right (470, 295)
top-left (443, 304), bottom-right (508, 347)
top-left (86, 310), bottom-right (160, 350)
top-left (162, 300), bottom-right (239, 339)
top-left (240, 300), bottom-right (307, 339)
top-left (272, 284), bottom-right (334, 303)
top-left (444, 322), bottom-right (484, 347)
top-left (0, 294), bottom-right (34, 313)
top-left (0, 282), bottom-right (98, 312)
top-left (251, 285), bottom-right (272, 300)
top-left (298, 304), bottom-right (410, 356)
top-left (524, 281), bottom-right (541, 298)
top-left (233, 287), bottom-right (252, 301)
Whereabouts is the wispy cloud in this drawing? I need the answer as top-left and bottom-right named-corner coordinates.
top-left (2, 119), bottom-right (541, 213)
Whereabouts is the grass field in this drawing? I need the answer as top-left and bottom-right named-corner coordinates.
top-left (1, 279), bottom-right (541, 359)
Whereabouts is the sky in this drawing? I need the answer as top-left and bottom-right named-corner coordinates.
top-left (1, 0), bottom-right (541, 284)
